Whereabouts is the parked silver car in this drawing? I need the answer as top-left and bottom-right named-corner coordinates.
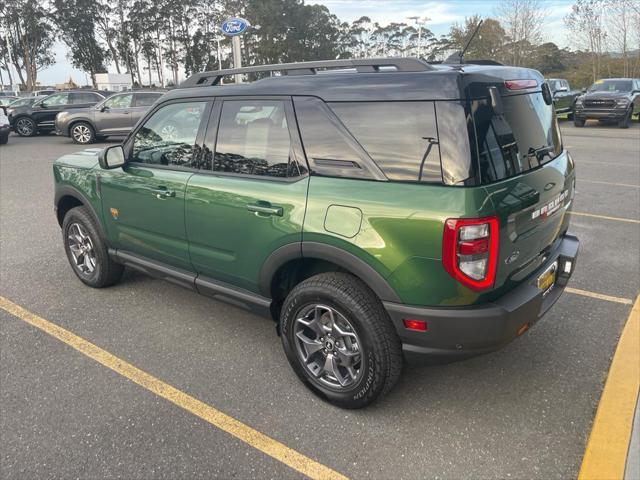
top-left (55, 91), bottom-right (164, 144)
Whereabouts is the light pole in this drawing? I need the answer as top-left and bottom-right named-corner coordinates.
top-left (407, 16), bottom-right (431, 58)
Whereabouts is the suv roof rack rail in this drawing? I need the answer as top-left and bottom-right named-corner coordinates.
top-left (181, 57), bottom-right (434, 87)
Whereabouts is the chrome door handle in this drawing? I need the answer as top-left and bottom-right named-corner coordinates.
top-left (247, 203), bottom-right (283, 216)
top-left (152, 188), bottom-right (175, 199)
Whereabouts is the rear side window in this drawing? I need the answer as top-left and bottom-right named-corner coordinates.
top-left (103, 94), bottom-right (132, 109)
top-left (293, 97), bottom-right (382, 180)
top-left (135, 93), bottom-right (161, 107)
top-left (471, 91), bottom-right (562, 184)
top-left (71, 92), bottom-right (102, 104)
top-left (329, 101), bottom-right (441, 183)
top-left (214, 100), bottom-right (295, 178)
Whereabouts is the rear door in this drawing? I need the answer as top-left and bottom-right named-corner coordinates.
top-left (94, 93), bottom-right (133, 134)
top-left (469, 82), bottom-right (575, 290)
top-left (99, 99), bottom-right (211, 271)
top-left (185, 97), bottom-right (309, 292)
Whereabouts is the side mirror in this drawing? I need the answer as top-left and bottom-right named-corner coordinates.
top-left (581, 88), bottom-right (587, 93)
top-left (39, 103), bottom-right (48, 109)
top-left (98, 145), bottom-right (126, 169)
top-left (99, 105), bottom-right (109, 112)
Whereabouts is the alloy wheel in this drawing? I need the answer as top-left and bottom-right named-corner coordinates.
top-left (16, 118), bottom-right (34, 136)
top-left (293, 304), bottom-right (363, 389)
top-left (67, 223), bottom-right (97, 275)
top-left (72, 124), bottom-right (92, 143)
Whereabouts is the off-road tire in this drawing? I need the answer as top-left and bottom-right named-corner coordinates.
top-left (70, 121), bottom-right (96, 144)
top-left (280, 272), bottom-right (403, 409)
top-left (62, 206), bottom-right (123, 288)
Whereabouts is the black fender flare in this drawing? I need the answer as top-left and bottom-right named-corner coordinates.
top-left (259, 241), bottom-right (401, 303)
top-left (55, 185), bottom-right (109, 246)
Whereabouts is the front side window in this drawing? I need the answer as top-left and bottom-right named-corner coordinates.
top-left (329, 101), bottom-right (441, 182)
top-left (43, 93), bottom-right (69, 106)
top-left (214, 100), bottom-right (293, 177)
top-left (103, 94), bottom-right (133, 109)
top-left (131, 101), bottom-right (206, 167)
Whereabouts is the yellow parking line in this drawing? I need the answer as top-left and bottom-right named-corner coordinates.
top-left (571, 211), bottom-right (640, 224)
top-left (566, 287), bottom-right (634, 305)
top-left (578, 295), bottom-right (640, 480)
top-left (580, 179), bottom-right (640, 188)
top-left (0, 296), bottom-right (348, 480)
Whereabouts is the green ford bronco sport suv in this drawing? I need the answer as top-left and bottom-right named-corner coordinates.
top-left (54, 58), bottom-right (579, 408)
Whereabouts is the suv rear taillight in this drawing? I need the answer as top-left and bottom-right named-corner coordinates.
top-left (442, 217), bottom-right (499, 291)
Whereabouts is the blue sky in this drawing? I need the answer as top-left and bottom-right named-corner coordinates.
top-left (36, 0), bottom-right (575, 86)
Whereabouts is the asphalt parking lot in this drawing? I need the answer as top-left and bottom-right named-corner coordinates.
top-left (1, 121), bottom-right (639, 479)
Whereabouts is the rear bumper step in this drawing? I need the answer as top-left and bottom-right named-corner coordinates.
top-left (384, 234), bottom-right (580, 364)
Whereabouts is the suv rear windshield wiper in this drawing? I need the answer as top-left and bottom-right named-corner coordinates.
top-left (524, 145), bottom-right (556, 168)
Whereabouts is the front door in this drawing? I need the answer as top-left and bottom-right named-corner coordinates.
top-left (94, 93), bottom-right (133, 135)
top-left (185, 98), bottom-right (309, 293)
top-left (100, 99), bottom-right (211, 271)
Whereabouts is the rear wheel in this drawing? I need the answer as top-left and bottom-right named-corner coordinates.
top-left (70, 122), bottom-right (96, 144)
top-left (574, 117), bottom-right (585, 127)
top-left (280, 272), bottom-right (402, 409)
top-left (0, 133), bottom-right (8, 144)
top-left (62, 206), bottom-right (123, 288)
top-left (15, 117), bottom-right (36, 137)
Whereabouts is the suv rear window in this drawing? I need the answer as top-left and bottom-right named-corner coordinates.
top-left (329, 102), bottom-right (441, 183)
top-left (471, 91), bottom-right (562, 184)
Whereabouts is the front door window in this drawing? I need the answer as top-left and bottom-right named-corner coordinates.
top-left (131, 102), bottom-right (207, 167)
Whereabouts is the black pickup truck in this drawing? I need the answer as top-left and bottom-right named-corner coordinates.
top-left (574, 78), bottom-right (640, 128)
top-left (547, 78), bottom-right (580, 118)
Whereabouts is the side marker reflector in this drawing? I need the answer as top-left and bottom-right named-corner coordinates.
top-left (403, 319), bottom-right (428, 332)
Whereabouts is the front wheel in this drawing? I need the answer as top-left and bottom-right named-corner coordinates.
top-left (280, 272), bottom-right (402, 409)
top-left (62, 206), bottom-right (123, 288)
top-left (70, 122), bottom-right (96, 144)
top-left (574, 117), bottom-right (586, 127)
top-left (618, 111), bottom-right (632, 129)
top-left (14, 117), bottom-right (37, 137)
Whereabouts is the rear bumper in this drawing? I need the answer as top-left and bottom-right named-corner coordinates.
top-left (384, 234), bottom-right (580, 364)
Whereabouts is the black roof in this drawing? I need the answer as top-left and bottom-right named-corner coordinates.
top-left (169, 58), bottom-right (543, 102)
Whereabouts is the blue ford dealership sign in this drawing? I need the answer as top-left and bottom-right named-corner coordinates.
top-left (221, 18), bottom-right (250, 36)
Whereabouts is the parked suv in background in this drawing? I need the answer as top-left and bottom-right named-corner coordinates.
top-left (574, 78), bottom-right (640, 128)
top-left (55, 91), bottom-right (164, 144)
top-left (53, 58), bottom-right (579, 408)
top-left (9, 90), bottom-right (104, 136)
